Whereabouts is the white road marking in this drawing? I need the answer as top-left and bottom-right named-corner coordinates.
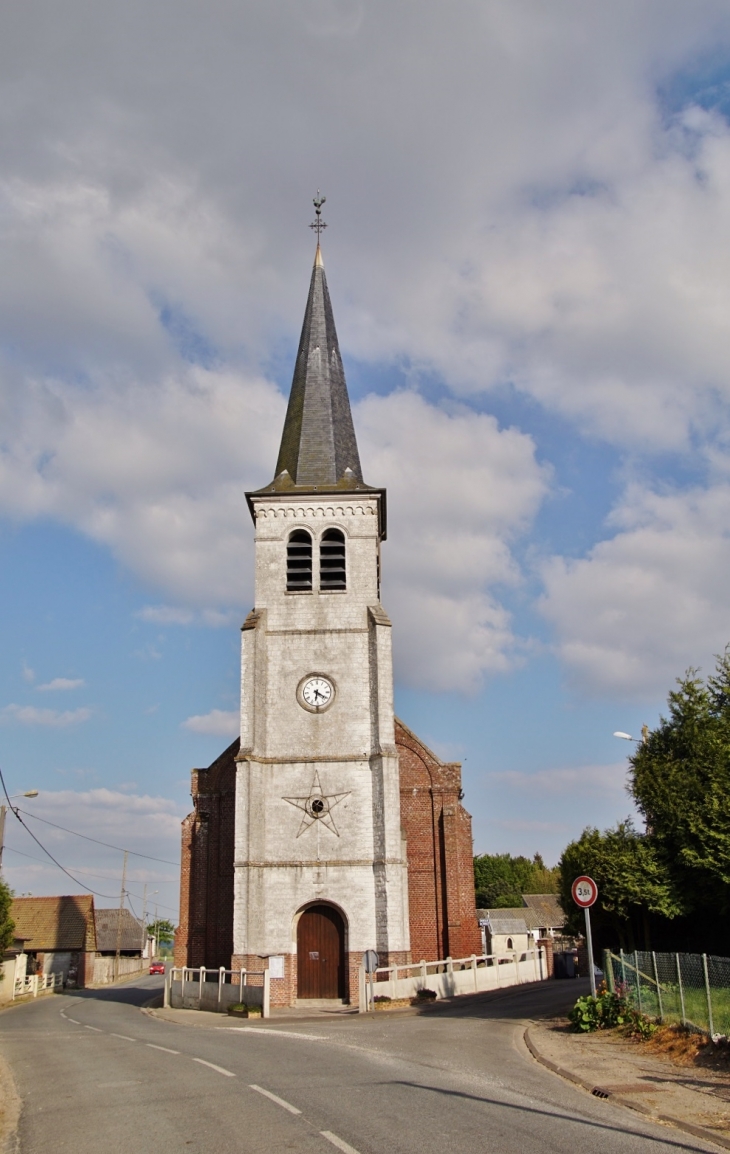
top-left (320, 1132), bottom-right (361, 1154)
top-left (249, 1084), bottom-right (301, 1114)
top-left (66, 1018), bottom-right (80, 1025)
top-left (192, 1058), bottom-right (236, 1077)
top-left (111, 1034), bottom-right (137, 1042)
top-left (84, 1025), bottom-right (103, 1032)
top-left (146, 1043), bottom-right (179, 1054)
top-left (227, 1028), bottom-right (327, 1041)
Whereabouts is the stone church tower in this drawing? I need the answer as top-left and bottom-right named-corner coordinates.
top-left (175, 230), bottom-right (481, 1006)
top-left (233, 240), bottom-right (410, 1000)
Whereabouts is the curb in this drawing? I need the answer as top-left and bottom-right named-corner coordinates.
top-left (524, 1027), bottom-right (730, 1152)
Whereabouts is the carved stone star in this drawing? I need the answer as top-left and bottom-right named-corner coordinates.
top-left (283, 769), bottom-right (349, 837)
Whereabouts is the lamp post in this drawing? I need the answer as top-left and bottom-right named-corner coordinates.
top-left (613, 726), bottom-right (649, 744)
top-left (0, 791), bottom-right (39, 870)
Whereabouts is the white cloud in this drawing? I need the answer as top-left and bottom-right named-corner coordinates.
top-left (358, 391), bottom-right (549, 691)
top-left (488, 762), bottom-right (629, 797)
top-left (136, 605), bottom-right (194, 626)
top-left (136, 605), bottom-right (238, 627)
top-left (539, 482), bottom-right (730, 697)
top-left (21, 663), bottom-right (35, 683)
top-left (1, 1), bottom-right (730, 703)
top-left (5, 788), bottom-right (184, 913)
top-left (36, 677), bottom-right (85, 692)
top-left (1, 704), bottom-right (92, 727)
top-left (182, 709), bottom-right (239, 736)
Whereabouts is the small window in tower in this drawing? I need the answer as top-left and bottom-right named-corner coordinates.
top-left (287, 530), bottom-right (313, 591)
top-left (506, 938), bottom-right (513, 951)
top-left (320, 528), bottom-right (346, 591)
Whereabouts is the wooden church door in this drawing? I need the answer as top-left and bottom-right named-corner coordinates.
top-left (297, 905), bottom-right (345, 999)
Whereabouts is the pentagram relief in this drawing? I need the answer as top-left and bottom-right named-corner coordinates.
top-left (283, 769), bottom-right (350, 837)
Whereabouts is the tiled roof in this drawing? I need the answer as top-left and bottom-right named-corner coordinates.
top-left (10, 895), bottom-right (96, 951)
top-left (94, 908), bottom-right (145, 952)
top-left (521, 894), bottom-right (565, 928)
top-left (478, 908), bottom-right (529, 936)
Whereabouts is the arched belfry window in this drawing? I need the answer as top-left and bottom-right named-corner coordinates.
top-left (287, 530), bottom-right (312, 591)
top-left (320, 529), bottom-right (346, 591)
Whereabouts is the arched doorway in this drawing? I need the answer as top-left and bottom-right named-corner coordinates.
top-left (296, 904), bottom-right (346, 999)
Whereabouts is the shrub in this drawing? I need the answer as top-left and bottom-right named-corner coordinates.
top-left (568, 990), bottom-right (629, 1032)
top-left (415, 988), bottom-right (437, 1000)
top-left (373, 995), bottom-right (391, 1003)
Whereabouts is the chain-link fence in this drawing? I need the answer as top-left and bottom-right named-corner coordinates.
top-left (604, 950), bottom-right (730, 1037)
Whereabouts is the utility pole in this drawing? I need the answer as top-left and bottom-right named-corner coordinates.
top-left (141, 883), bottom-right (148, 958)
top-left (0, 791), bottom-right (39, 870)
top-left (114, 850), bottom-right (128, 982)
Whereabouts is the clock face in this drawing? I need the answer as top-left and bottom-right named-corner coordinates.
top-left (300, 675), bottom-right (334, 711)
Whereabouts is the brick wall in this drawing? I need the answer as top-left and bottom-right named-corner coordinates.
top-left (174, 739), bottom-right (237, 970)
top-left (176, 723), bottom-right (482, 990)
top-left (396, 719), bottom-right (482, 963)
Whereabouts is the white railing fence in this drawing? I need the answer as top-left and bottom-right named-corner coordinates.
top-left (359, 947), bottom-right (547, 1011)
top-left (13, 971), bottom-right (64, 1000)
top-left (166, 966), bottom-right (270, 1017)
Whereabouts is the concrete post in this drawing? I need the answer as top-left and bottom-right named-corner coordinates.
top-left (263, 970), bottom-right (271, 1019)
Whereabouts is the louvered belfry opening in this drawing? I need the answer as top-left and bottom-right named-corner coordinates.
top-left (320, 528), bottom-right (346, 591)
top-left (287, 529), bottom-right (313, 591)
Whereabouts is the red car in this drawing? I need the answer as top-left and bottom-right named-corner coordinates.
top-left (149, 961), bottom-right (166, 975)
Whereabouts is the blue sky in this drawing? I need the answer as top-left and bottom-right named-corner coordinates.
top-left (2, 1), bottom-right (730, 923)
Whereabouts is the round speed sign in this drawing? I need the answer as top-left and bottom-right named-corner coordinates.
top-left (571, 875), bottom-right (598, 908)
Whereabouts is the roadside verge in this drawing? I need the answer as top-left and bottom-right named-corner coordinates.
top-left (525, 1023), bottom-right (730, 1152)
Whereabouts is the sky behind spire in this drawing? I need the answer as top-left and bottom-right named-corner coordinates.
top-left (2, 0), bottom-right (730, 916)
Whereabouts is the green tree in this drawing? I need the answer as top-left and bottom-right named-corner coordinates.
top-left (630, 648), bottom-right (730, 914)
top-left (473, 852), bottom-right (559, 909)
top-left (0, 877), bottom-right (14, 971)
top-left (147, 918), bottom-right (175, 943)
top-left (558, 821), bottom-right (682, 950)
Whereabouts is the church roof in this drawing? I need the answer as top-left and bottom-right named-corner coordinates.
top-left (274, 244), bottom-right (363, 488)
top-left (247, 240), bottom-right (387, 536)
top-left (250, 241), bottom-right (375, 493)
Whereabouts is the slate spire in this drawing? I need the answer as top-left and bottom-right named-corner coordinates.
top-left (273, 243), bottom-right (364, 488)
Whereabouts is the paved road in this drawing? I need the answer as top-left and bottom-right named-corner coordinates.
top-left (0, 978), bottom-right (719, 1154)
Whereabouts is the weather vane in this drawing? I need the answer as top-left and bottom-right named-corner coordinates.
top-left (309, 190), bottom-right (327, 239)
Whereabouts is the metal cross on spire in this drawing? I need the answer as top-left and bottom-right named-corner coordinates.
top-left (309, 190), bottom-right (327, 239)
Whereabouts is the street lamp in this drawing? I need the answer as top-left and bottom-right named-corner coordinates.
top-left (0, 791), bottom-right (40, 870)
top-left (613, 725), bottom-right (649, 744)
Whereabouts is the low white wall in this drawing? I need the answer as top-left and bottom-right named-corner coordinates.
top-left (0, 957), bottom-right (22, 1002)
top-left (361, 950), bottom-right (547, 1009)
top-left (171, 979), bottom-right (264, 1013)
top-left (168, 969), bottom-right (270, 1017)
top-left (92, 955), bottom-right (148, 985)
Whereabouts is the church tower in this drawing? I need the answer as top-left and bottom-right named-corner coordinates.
top-left (233, 223), bottom-right (411, 1002)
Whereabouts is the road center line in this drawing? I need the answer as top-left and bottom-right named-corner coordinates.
top-left (66, 1018), bottom-right (80, 1025)
top-left (249, 1084), bottom-right (301, 1114)
top-left (320, 1132), bottom-right (361, 1154)
top-left (84, 1025), bottom-right (103, 1032)
top-left (147, 1043), bottom-right (179, 1054)
top-left (226, 1028), bottom-right (327, 1041)
top-left (111, 1034), bottom-right (137, 1042)
top-left (192, 1058), bottom-right (235, 1077)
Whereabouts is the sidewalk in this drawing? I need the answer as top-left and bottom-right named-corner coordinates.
top-left (526, 1015), bottom-right (730, 1150)
top-left (148, 1001), bottom-right (360, 1028)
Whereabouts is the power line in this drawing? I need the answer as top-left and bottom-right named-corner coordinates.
top-left (0, 768), bottom-right (117, 900)
top-left (3, 845), bottom-right (179, 917)
top-left (16, 809), bottom-right (180, 866)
